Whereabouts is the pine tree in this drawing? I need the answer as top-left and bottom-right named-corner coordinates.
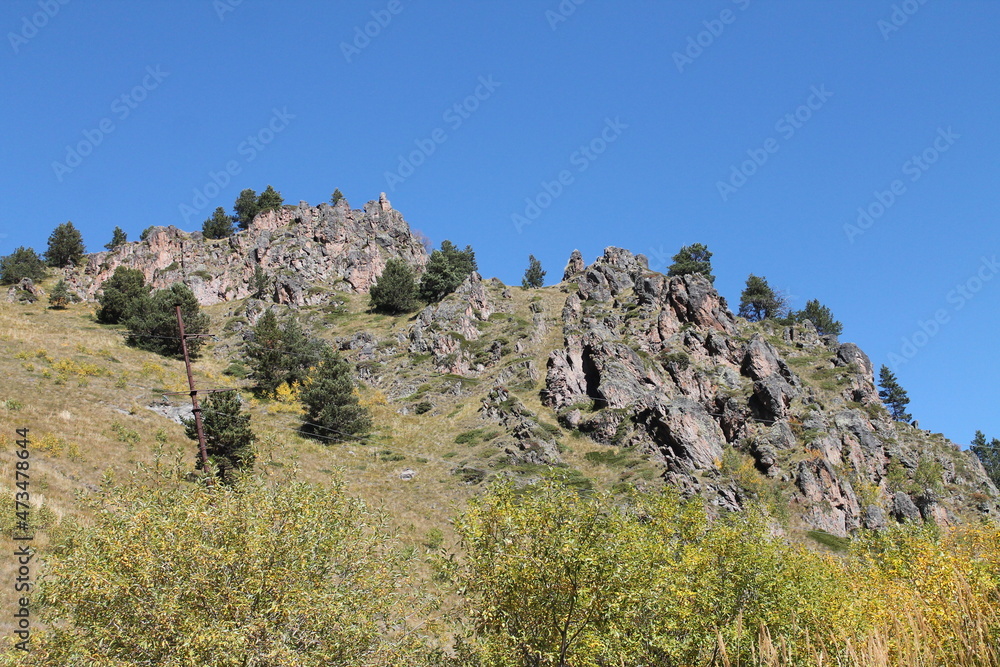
top-left (418, 240), bottom-right (477, 302)
top-left (369, 258), bottom-right (418, 314)
top-left (878, 365), bottom-right (912, 422)
top-left (96, 267), bottom-right (150, 324)
top-left (521, 255), bottom-right (546, 289)
top-left (183, 390), bottom-right (255, 484)
top-left (140, 227), bottom-right (156, 241)
top-left (256, 185), bottom-right (284, 213)
top-left (666, 243), bottom-right (714, 283)
top-left (970, 430), bottom-right (1000, 487)
top-left (330, 188), bottom-right (345, 206)
top-left (48, 279), bottom-right (75, 309)
top-left (794, 299), bottom-right (843, 336)
top-left (300, 348), bottom-right (371, 441)
top-left (233, 189), bottom-right (260, 230)
top-left (243, 311), bottom-right (323, 395)
top-left (202, 207), bottom-right (234, 239)
top-left (105, 226), bottom-right (128, 251)
top-left (124, 283), bottom-right (210, 358)
top-left (738, 274), bottom-right (785, 321)
top-left (0, 246), bottom-right (47, 285)
top-left (250, 265), bottom-right (271, 299)
top-left (45, 221), bottom-right (86, 268)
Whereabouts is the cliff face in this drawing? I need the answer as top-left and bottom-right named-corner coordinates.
top-left (72, 194), bottom-right (428, 306)
top-left (541, 248), bottom-right (998, 534)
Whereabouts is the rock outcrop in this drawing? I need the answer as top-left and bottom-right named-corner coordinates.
top-left (537, 247), bottom-right (999, 536)
top-left (76, 194), bottom-right (428, 306)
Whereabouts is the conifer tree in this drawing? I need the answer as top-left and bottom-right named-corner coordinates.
top-left (0, 246), bottom-right (46, 285)
top-left (971, 430), bottom-right (1000, 487)
top-left (330, 188), bottom-right (345, 205)
top-left (418, 240), bottom-right (477, 302)
top-left (878, 365), bottom-right (912, 422)
top-left (794, 299), bottom-right (843, 336)
top-left (369, 258), bottom-right (418, 314)
top-left (667, 243), bottom-right (714, 283)
top-left (183, 390), bottom-right (255, 484)
top-left (124, 283), bottom-right (209, 357)
top-left (96, 267), bottom-right (150, 324)
top-left (46, 221), bottom-right (86, 267)
top-left (233, 188), bottom-right (260, 230)
top-left (738, 274), bottom-right (785, 321)
top-left (105, 226), bottom-right (128, 251)
top-left (250, 265), bottom-right (271, 299)
top-left (521, 255), bottom-right (546, 289)
top-left (256, 185), bottom-right (284, 213)
top-left (202, 207), bottom-right (234, 239)
top-left (48, 279), bottom-right (75, 309)
top-left (244, 311), bottom-right (323, 395)
top-left (300, 348), bottom-right (371, 441)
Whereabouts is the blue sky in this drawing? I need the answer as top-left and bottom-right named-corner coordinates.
top-left (2, 1), bottom-right (998, 446)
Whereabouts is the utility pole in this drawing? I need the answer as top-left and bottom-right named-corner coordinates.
top-left (176, 305), bottom-right (210, 478)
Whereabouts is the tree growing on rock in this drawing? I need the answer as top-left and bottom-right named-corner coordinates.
top-left (667, 243), bottom-right (714, 283)
top-left (96, 267), bottom-right (150, 324)
top-left (330, 188), bottom-right (345, 205)
top-left (418, 240), bottom-right (477, 302)
top-left (521, 254), bottom-right (546, 289)
top-left (792, 299), bottom-right (843, 336)
top-left (878, 365), bottom-right (912, 422)
top-left (202, 207), bottom-right (234, 239)
top-left (738, 274), bottom-right (786, 321)
top-left (300, 348), bottom-right (371, 441)
top-left (369, 258), bottom-right (418, 314)
top-left (971, 430), bottom-right (1000, 487)
top-left (124, 283), bottom-right (210, 357)
top-left (45, 221), bottom-right (86, 268)
top-left (0, 246), bottom-right (46, 285)
top-left (256, 185), bottom-right (284, 213)
top-left (183, 390), bottom-right (255, 484)
top-left (250, 265), bottom-right (271, 299)
top-left (104, 226), bottom-right (128, 251)
top-left (233, 188), bottom-right (260, 230)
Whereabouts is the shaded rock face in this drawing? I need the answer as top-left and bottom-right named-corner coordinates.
top-left (538, 246), bottom-right (1000, 537)
top-left (480, 386), bottom-right (561, 465)
top-left (79, 195), bottom-right (428, 306)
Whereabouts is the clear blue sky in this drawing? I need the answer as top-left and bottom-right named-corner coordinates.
top-left (2, 1), bottom-right (998, 446)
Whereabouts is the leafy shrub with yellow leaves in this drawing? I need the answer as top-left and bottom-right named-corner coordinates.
top-left (5, 467), bottom-right (423, 666)
top-left (450, 480), bottom-right (1000, 667)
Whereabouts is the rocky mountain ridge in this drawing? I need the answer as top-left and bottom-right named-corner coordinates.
top-left (67, 193), bottom-right (427, 306)
top-left (58, 196), bottom-right (1000, 536)
top-left (308, 244), bottom-right (997, 537)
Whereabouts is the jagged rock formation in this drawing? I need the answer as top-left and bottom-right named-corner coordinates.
top-left (71, 194), bottom-right (428, 306)
top-left (540, 247), bottom-right (999, 535)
